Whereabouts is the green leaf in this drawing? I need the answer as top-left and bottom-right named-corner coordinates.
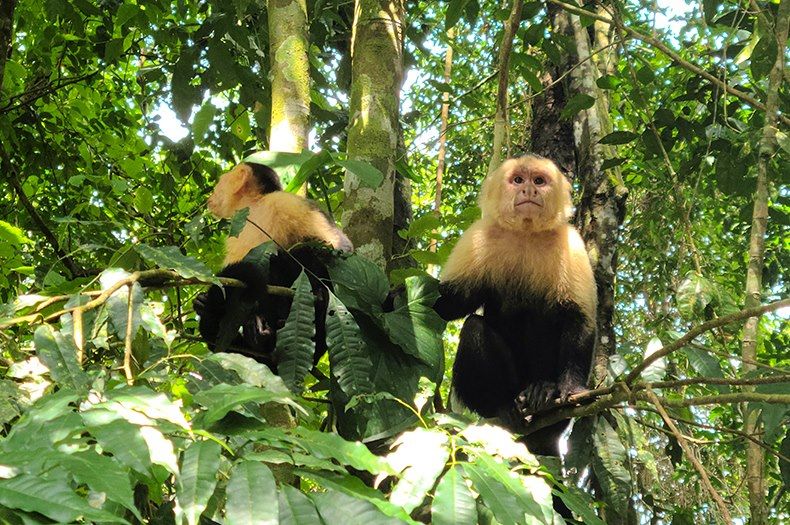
top-left (0, 220), bottom-right (32, 245)
top-left (276, 272), bottom-right (317, 393)
top-left (326, 293), bottom-right (374, 397)
top-left (57, 450), bottom-right (142, 521)
top-left (601, 157), bottom-right (627, 171)
top-left (87, 420), bottom-right (153, 475)
top-left (226, 461), bottom-right (278, 525)
top-left (446, 0), bottom-right (473, 30)
top-left (596, 74), bottom-right (620, 89)
top-left (193, 383), bottom-right (301, 426)
top-left (192, 101), bottom-right (217, 143)
top-left (0, 473), bottom-right (125, 524)
top-left (598, 131), bottom-right (639, 145)
top-left (203, 353), bottom-right (291, 393)
top-left (382, 275), bottom-right (444, 374)
top-left (298, 471), bottom-right (416, 523)
top-left (682, 346), bottom-right (727, 392)
top-left (326, 253), bottom-right (389, 313)
top-left (228, 207), bottom-right (251, 238)
top-left (312, 490), bottom-right (405, 525)
top-left (291, 427), bottom-right (391, 474)
top-left (136, 244), bottom-right (216, 282)
top-left (676, 273), bottom-right (715, 318)
top-left (388, 429), bottom-right (450, 513)
top-left (592, 416), bottom-right (631, 517)
top-left (175, 440), bottom-right (221, 525)
top-left (462, 463), bottom-right (522, 525)
top-left (134, 187), bottom-right (154, 214)
top-left (560, 94), bottom-right (595, 120)
top-left (335, 159), bottom-right (385, 188)
top-left (636, 65), bottom-right (655, 83)
top-left (244, 150), bottom-right (315, 187)
top-left (33, 325), bottom-right (89, 391)
top-left (751, 33), bottom-right (777, 81)
top-left (286, 151), bottom-right (330, 192)
top-left (779, 429), bottom-right (790, 488)
top-left (640, 337), bottom-right (666, 382)
top-left (279, 485), bottom-right (323, 525)
top-left (432, 465), bottom-right (477, 525)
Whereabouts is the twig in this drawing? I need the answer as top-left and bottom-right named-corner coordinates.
top-left (73, 309), bottom-right (84, 365)
top-left (123, 285), bottom-right (135, 385)
top-left (645, 389), bottom-right (733, 524)
top-left (625, 298), bottom-right (790, 384)
top-left (0, 269), bottom-right (293, 330)
top-left (548, 0), bottom-right (790, 127)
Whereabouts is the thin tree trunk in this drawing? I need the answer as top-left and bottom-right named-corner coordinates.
top-left (0, 0), bottom-right (17, 94)
top-left (741, 2), bottom-right (789, 523)
top-left (342, 0), bottom-right (405, 268)
top-left (487, 0), bottom-right (523, 174)
top-left (430, 30), bottom-right (453, 260)
top-left (267, 0), bottom-right (310, 194)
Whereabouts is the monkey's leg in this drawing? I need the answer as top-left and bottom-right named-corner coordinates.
top-left (451, 314), bottom-right (521, 419)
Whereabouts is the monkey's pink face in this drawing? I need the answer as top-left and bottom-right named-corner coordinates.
top-left (505, 164), bottom-right (556, 219)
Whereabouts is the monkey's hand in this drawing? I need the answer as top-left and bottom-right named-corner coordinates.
top-left (193, 291), bottom-right (210, 317)
top-left (516, 381), bottom-right (559, 423)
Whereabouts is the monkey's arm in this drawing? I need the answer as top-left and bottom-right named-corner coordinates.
top-left (433, 281), bottom-right (485, 321)
top-left (556, 306), bottom-right (595, 399)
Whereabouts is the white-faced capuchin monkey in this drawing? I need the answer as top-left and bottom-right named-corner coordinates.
top-left (433, 154), bottom-right (597, 458)
top-left (194, 161), bottom-right (353, 370)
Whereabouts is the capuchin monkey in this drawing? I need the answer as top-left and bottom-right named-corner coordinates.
top-left (433, 154), bottom-right (597, 457)
top-left (194, 161), bottom-right (353, 370)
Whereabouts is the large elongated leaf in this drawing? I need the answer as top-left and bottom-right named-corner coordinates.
top-left (297, 471), bottom-right (416, 524)
top-left (57, 450), bottom-right (141, 521)
top-left (276, 272), bottom-right (317, 393)
top-left (175, 440), bottom-right (221, 525)
top-left (462, 463), bottom-right (523, 525)
top-left (33, 325), bottom-right (89, 391)
top-left (432, 465), bottom-right (478, 525)
top-left (326, 254), bottom-right (389, 313)
top-left (193, 383), bottom-right (301, 426)
top-left (136, 244), bottom-right (216, 282)
top-left (278, 485), bottom-right (322, 525)
top-left (291, 427), bottom-right (391, 474)
top-left (326, 293), bottom-right (373, 397)
top-left (592, 416), bottom-right (631, 517)
top-left (226, 461), bottom-right (278, 525)
top-left (312, 490), bottom-right (404, 525)
top-left (87, 420), bottom-right (152, 475)
top-left (388, 428), bottom-right (449, 512)
top-left (334, 158), bottom-right (385, 188)
top-left (0, 473), bottom-right (124, 524)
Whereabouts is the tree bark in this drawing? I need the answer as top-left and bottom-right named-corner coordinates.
top-left (741, 2), bottom-right (789, 523)
top-left (0, 0), bottom-right (17, 94)
top-left (487, 0), bottom-right (523, 174)
top-left (267, 0), bottom-right (310, 194)
top-left (430, 30), bottom-right (454, 260)
top-left (342, 0), bottom-right (405, 268)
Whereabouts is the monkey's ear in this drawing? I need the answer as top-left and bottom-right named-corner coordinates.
top-left (228, 163), bottom-right (253, 195)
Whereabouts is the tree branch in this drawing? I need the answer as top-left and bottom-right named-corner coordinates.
top-left (548, 0), bottom-right (790, 127)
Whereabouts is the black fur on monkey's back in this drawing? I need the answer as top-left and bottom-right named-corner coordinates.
top-left (434, 282), bottom-right (595, 456)
top-left (194, 242), bottom-right (340, 370)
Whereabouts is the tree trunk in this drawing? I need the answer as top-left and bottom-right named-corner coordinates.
top-left (342, 0), bottom-right (405, 268)
top-left (0, 0), bottom-right (17, 93)
top-left (430, 30), bottom-right (453, 261)
top-left (741, 2), bottom-right (789, 523)
top-left (487, 0), bottom-right (523, 174)
top-left (267, 0), bottom-right (310, 195)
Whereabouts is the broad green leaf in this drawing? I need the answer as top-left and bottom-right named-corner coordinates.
top-left (388, 428), bottom-right (449, 512)
top-left (335, 159), bottom-right (385, 188)
top-left (244, 150), bottom-right (315, 186)
top-left (553, 487), bottom-right (606, 525)
top-left (103, 386), bottom-right (190, 429)
top-left (596, 74), bottom-right (620, 89)
top-left (33, 325), bottom-right (89, 391)
top-left (57, 450), bottom-right (142, 521)
top-left (312, 490), bottom-right (404, 525)
top-left (226, 461), bottom-right (278, 525)
top-left (591, 416), bottom-right (631, 516)
top-left (326, 293), bottom-right (374, 397)
top-left (682, 346), bottom-right (727, 392)
top-left (276, 272), bottom-right (317, 393)
top-left (193, 383), bottom-right (301, 426)
top-left (134, 187), bottom-right (154, 214)
top-left (87, 420), bottom-right (152, 475)
top-left (780, 430), bottom-right (790, 488)
top-left (205, 353), bottom-right (291, 393)
top-left (175, 441), bottom-right (221, 525)
top-left (432, 465), bottom-right (477, 525)
top-left (383, 275), bottom-right (444, 374)
top-left (298, 471), bottom-right (416, 524)
top-left (640, 337), bottom-right (666, 382)
top-left (446, 0), bottom-right (474, 30)
top-left (598, 131), bottom-right (639, 145)
top-left (136, 244), bottom-right (216, 282)
top-left (229, 207), bottom-right (251, 238)
top-left (560, 94), bottom-right (595, 120)
top-left (326, 253), bottom-right (389, 313)
top-left (462, 463), bottom-right (523, 525)
top-left (286, 151), bottom-right (330, 192)
top-left (140, 425), bottom-right (180, 475)
top-left (279, 485), bottom-right (322, 525)
top-left (193, 101), bottom-right (217, 143)
top-left (291, 427), bottom-right (391, 474)
top-left (0, 220), bottom-right (32, 245)
top-left (0, 473), bottom-right (125, 524)
top-left (751, 30), bottom-right (777, 80)
top-left (636, 65), bottom-right (655, 83)
top-left (676, 272), bottom-right (716, 319)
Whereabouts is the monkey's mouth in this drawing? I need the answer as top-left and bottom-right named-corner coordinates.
top-left (516, 200), bottom-right (542, 207)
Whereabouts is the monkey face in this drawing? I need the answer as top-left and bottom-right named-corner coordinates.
top-left (481, 156), bottom-right (572, 230)
top-left (207, 164), bottom-right (252, 218)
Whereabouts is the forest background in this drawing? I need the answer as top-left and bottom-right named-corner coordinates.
top-left (0, 0), bottom-right (787, 523)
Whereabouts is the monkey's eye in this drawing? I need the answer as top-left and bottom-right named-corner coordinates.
top-left (534, 176), bottom-right (546, 186)
top-left (513, 175), bottom-right (525, 184)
